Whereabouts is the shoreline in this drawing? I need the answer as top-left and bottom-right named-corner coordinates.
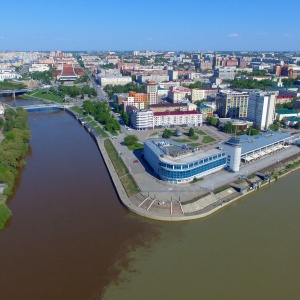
top-left (86, 120), bottom-right (300, 221)
top-left (49, 107), bottom-right (300, 221)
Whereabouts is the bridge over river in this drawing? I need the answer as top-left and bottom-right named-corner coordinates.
top-left (0, 88), bottom-right (32, 97)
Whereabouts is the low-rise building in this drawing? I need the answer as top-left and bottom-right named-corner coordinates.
top-left (131, 109), bottom-right (153, 130)
top-left (99, 75), bottom-right (132, 86)
top-left (153, 110), bottom-right (202, 128)
top-left (168, 87), bottom-right (191, 103)
top-left (275, 109), bottom-right (299, 121)
top-left (144, 139), bottom-right (226, 184)
top-left (29, 64), bottom-right (50, 72)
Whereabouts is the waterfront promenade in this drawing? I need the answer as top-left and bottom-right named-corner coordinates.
top-left (90, 121), bottom-right (300, 221)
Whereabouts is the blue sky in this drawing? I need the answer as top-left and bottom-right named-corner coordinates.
top-left (1, 0), bottom-right (299, 51)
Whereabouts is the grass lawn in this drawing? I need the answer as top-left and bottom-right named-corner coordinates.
top-left (104, 139), bottom-right (139, 196)
top-left (70, 106), bottom-right (84, 115)
top-left (150, 131), bottom-right (159, 137)
top-left (195, 130), bottom-right (206, 135)
top-left (95, 126), bottom-right (109, 137)
top-left (29, 90), bottom-right (64, 102)
top-left (127, 143), bottom-right (144, 151)
top-left (85, 116), bottom-right (92, 122)
top-left (202, 136), bottom-right (215, 143)
top-left (0, 81), bottom-right (25, 90)
top-left (172, 139), bottom-right (190, 143)
top-left (90, 121), bottom-right (97, 127)
top-left (188, 135), bottom-right (199, 141)
top-left (120, 174), bottom-right (139, 196)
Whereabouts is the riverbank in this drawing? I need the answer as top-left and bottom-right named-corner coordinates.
top-left (67, 106), bottom-right (300, 221)
top-left (0, 106), bottom-right (31, 229)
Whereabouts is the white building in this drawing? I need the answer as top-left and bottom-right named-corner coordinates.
top-left (99, 75), bottom-right (132, 86)
top-left (0, 72), bottom-right (21, 81)
top-left (29, 64), bottom-right (50, 72)
top-left (153, 111), bottom-right (202, 128)
top-left (137, 74), bottom-right (169, 84)
top-left (248, 91), bottom-right (276, 130)
top-left (168, 70), bottom-right (178, 81)
top-left (131, 109), bottom-right (153, 130)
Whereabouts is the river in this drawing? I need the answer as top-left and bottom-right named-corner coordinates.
top-left (1, 97), bottom-right (300, 299)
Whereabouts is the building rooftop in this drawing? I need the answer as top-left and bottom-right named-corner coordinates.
top-left (153, 111), bottom-right (201, 116)
top-left (227, 132), bottom-right (292, 154)
top-left (276, 109), bottom-right (297, 114)
top-left (149, 102), bottom-right (187, 108)
top-left (145, 138), bottom-right (224, 164)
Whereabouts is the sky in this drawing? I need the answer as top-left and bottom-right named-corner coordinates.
top-left (0, 0), bottom-right (300, 52)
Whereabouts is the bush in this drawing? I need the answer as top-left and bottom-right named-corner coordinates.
top-left (124, 135), bottom-right (138, 146)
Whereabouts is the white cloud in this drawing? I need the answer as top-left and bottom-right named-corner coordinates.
top-left (228, 33), bottom-right (239, 38)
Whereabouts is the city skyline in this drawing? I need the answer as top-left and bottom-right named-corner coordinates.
top-left (1, 0), bottom-right (300, 52)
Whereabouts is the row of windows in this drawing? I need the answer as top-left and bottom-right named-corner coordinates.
top-left (159, 153), bottom-right (226, 170)
top-left (159, 158), bottom-right (227, 179)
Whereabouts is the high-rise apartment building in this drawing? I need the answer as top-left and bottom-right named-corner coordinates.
top-left (216, 90), bottom-right (249, 118)
top-left (247, 91), bottom-right (276, 130)
top-left (145, 80), bottom-right (158, 105)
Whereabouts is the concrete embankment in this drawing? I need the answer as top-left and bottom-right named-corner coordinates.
top-left (96, 136), bottom-right (300, 221)
top-left (67, 108), bottom-right (300, 221)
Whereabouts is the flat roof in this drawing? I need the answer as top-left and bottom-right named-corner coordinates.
top-left (145, 138), bottom-right (224, 164)
top-left (276, 109), bottom-right (297, 114)
top-left (153, 111), bottom-right (201, 116)
top-left (235, 132), bottom-right (291, 154)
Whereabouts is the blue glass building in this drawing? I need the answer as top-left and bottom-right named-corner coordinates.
top-left (144, 139), bottom-right (227, 184)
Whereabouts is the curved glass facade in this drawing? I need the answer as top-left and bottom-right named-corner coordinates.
top-left (158, 156), bottom-right (226, 182)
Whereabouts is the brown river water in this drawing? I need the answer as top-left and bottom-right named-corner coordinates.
top-left (1, 98), bottom-right (300, 300)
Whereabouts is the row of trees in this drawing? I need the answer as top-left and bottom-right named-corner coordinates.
top-left (83, 100), bottom-right (120, 134)
top-left (185, 81), bottom-right (202, 89)
top-left (104, 82), bottom-right (145, 99)
top-left (231, 78), bottom-right (276, 89)
top-left (74, 74), bottom-right (89, 84)
top-left (49, 85), bottom-right (97, 98)
top-left (113, 103), bottom-right (130, 125)
top-left (0, 108), bottom-right (31, 197)
top-left (31, 70), bottom-right (53, 85)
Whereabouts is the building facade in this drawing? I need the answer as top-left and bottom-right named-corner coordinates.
top-left (216, 90), bottom-right (249, 118)
top-left (131, 109), bottom-right (153, 130)
top-left (247, 91), bottom-right (276, 130)
top-left (144, 139), bottom-right (227, 183)
top-left (153, 111), bottom-right (202, 128)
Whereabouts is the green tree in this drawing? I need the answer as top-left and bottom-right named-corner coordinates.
top-left (223, 122), bottom-right (235, 134)
top-left (269, 121), bottom-right (280, 131)
top-left (189, 127), bottom-right (195, 137)
top-left (162, 129), bottom-right (173, 138)
top-left (121, 111), bottom-right (130, 125)
top-left (124, 135), bottom-right (138, 146)
top-left (206, 116), bottom-right (219, 127)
